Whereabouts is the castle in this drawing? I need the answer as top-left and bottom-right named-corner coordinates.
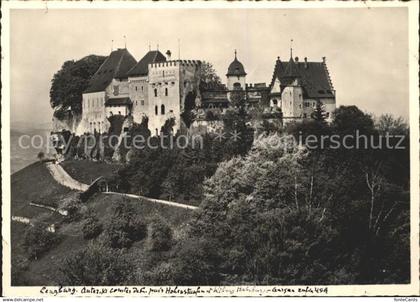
top-left (77, 47), bottom-right (335, 135)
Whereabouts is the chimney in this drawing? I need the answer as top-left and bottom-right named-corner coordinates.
top-left (322, 56), bottom-right (326, 63)
top-left (304, 57), bottom-right (308, 68)
top-left (295, 56), bottom-right (299, 62)
top-left (166, 50), bottom-right (172, 60)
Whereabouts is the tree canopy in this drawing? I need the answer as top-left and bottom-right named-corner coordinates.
top-left (50, 55), bottom-right (106, 119)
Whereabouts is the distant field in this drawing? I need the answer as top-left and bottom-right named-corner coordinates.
top-left (60, 160), bottom-right (121, 184)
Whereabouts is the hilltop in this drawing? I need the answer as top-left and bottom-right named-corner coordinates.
top-left (11, 160), bottom-right (194, 285)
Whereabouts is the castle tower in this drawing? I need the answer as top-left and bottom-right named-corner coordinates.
top-left (226, 50), bottom-right (246, 90)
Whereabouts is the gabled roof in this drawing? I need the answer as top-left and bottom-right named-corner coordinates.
top-left (84, 48), bottom-right (137, 94)
top-left (126, 50), bottom-right (166, 77)
top-left (270, 57), bottom-right (335, 99)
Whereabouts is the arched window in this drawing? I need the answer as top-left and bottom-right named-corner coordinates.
top-left (155, 105), bottom-right (158, 115)
top-left (154, 88), bottom-right (158, 97)
top-left (165, 88), bottom-right (168, 96)
top-left (272, 99), bottom-right (278, 106)
top-left (161, 104), bottom-right (165, 115)
top-left (233, 82), bottom-right (241, 89)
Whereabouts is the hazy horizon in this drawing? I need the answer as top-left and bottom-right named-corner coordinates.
top-left (10, 7), bottom-right (409, 128)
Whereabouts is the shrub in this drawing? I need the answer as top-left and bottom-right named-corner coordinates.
top-left (141, 262), bottom-right (175, 285)
top-left (131, 217), bottom-right (148, 242)
top-left (61, 194), bottom-right (84, 221)
top-left (149, 218), bottom-right (173, 252)
top-left (23, 223), bottom-right (59, 260)
top-left (59, 243), bottom-right (132, 285)
top-left (37, 151), bottom-right (45, 161)
top-left (104, 201), bottom-right (147, 248)
top-left (11, 256), bottom-right (29, 286)
top-left (82, 214), bottom-right (103, 240)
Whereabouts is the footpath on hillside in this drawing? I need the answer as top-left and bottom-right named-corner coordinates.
top-left (46, 162), bottom-right (198, 210)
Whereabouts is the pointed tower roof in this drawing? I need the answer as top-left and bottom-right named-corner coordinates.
top-left (84, 48), bottom-right (137, 93)
top-left (126, 50), bottom-right (166, 77)
top-left (226, 50), bottom-right (246, 77)
top-left (284, 56), bottom-right (299, 78)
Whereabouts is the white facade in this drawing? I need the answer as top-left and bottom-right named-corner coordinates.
top-left (78, 91), bottom-right (107, 135)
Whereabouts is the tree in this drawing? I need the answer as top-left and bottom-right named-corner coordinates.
top-left (50, 55), bottom-right (106, 119)
top-left (37, 151), bottom-right (45, 162)
top-left (376, 114), bottom-right (408, 135)
top-left (149, 217), bottom-right (173, 251)
top-left (174, 134), bottom-right (356, 285)
top-left (200, 61), bottom-right (222, 87)
top-left (222, 89), bottom-right (254, 158)
top-left (104, 200), bottom-right (147, 248)
top-left (23, 223), bottom-right (59, 260)
top-left (59, 243), bottom-right (133, 285)
top-left (332, 105), bottom-right (375, 135)
top-left (82, 213), bottom-right (103, 239)
top-left (311, 100), bottom-right (327, 124)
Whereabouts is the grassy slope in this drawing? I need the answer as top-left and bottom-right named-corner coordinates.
top-left (10, 161), bottom-right (193, 286)
top-left (60, 160), bottom-right (121, 184)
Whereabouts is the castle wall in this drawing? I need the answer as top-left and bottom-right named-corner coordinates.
top-left (227, 75), bottom-right (246, 91)
top-left (281, 85), bottom-right (304, 118)
top-left (106, 79), bottom-right (129, 98)
top-left (79, 91), bottom-right (107, 135)
top-left (106, 105), bottom-right (130, 117)
top-left (128, 76), bottom-right (148, 123)
top-left (147, 60), bottom-right (201, 135)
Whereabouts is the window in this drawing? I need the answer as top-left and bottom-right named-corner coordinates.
top-left (163, 71), bottom-right (165, 77)
top-left (161, 104), bottom-right (165, 115)
top-left (113, 85), bottom-right (119, 96)
top-left (303, 113), bottom-right (307, 118)
top-left (165, 88), bottom-right (168, 96)
top-left (118, 111), bottom-right (121, 115)
top-left (233, 82), bottom-right (241, 89)
top-left (141, 100), bottom-right (144, 106)
top-left (135, 100), bottom-right (138, 106)
top-left (272, 99), bottom-right (278, 106)
top-left (141, 86), bottom-right (144, 92)
top-left (155, 105), bottom-right (158, 115)
top-left (326, 112), bottom-right (330, 118)
top-left (135, 86), bottom-right (138, 91)
top-left (154, 88), bottom-right (158, 97)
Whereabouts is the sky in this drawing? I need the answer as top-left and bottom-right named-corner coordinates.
top-left (10, 7), bottom-right (409, 127)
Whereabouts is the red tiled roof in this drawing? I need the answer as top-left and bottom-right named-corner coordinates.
top-left (84, 48), bottom-right (137, 93)
top-left (270, 57), bottom-right (335, 99)
top-left (126, 50), bottom-right (166, 77)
